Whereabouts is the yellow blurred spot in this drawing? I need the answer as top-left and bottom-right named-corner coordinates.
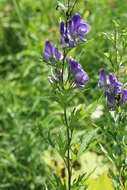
top-left (87, 173), bottom-right (114, 190)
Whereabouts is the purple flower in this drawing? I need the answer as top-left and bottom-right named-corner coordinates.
top-left (60, 22), bottom-right (66, 36)
top-left (98, 69), bottom-right (123, 93)
top-left (98, 68), bottom-right (107, 90)
top-left (43, 40), bottom-right (53, 62)
top-left (54, 46), bottom-right (62, 60)
top-left (69, 57), bottom-right (81, 73)
top-left (43, 40), bottom-right (62, 63)
top-left (60, 14), bottom-right (90, 48)
top-left (98, 68), bottom-right (127, 109)
top-left (75, 69), bottom-right (89, 88)
top-left (69, 14), bottom-right (90, 38)
top-left (106, 92), bottom-right (116, 104)
top-left (121, 89), bottom-right (127, 101)
top-left (108, 73), bottom-right (123, 93)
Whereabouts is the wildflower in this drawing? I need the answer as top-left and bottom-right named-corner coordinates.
top-left (98, 68), bottom-right (127, 109)
top-left (43, 40), bottom-right (62, 63)
top-left (106, 92), bottom-right (116, 104)
top-left (108, 73), bottom-right (123, 94)
top-left (68, 58), bottom-right (89, 88)
top-left (121, 89), bottom-right (127, 101)
top-left (98, 68), bottom-right (123, 93)
top-left (69, 14), bottom-right (90, 40)
top-left (75, 69), bottom-right (89, 88)
top-left (60, 14), bottom-right (90, 48)
top-left (98, 68), bottom-right (107, 90)
top-left (69, 57), bottom-right (81, 73)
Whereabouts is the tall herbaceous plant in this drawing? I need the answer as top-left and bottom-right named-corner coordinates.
top-left (98, 23), bottom-right (127, 190)
top-left (42, 0), bottom-right (93, 190)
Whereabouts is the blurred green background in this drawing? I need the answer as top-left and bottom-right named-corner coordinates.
top-left (0, 0), bottom-right (127, 189)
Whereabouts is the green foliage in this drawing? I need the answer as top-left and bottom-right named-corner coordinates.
top-left (0, 0), bottom-right (127, 189)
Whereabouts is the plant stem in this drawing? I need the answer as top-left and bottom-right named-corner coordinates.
top-left (64, 107), bottom-right (71, 190)
top-left (62, 50), bottom-right (66, 85)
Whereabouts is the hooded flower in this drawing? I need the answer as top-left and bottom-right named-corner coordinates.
top-left (68, 58), bottom-right (89, 88)
top-left (98, 68), bottom-right (107, 90)
top-left (60, 14), bottom-right (90, 48)
top-left (98, 68), bottom-right (127, 109)
top-left (98, 68), bottom-right (123, 94)
top-left (43, 40), bottom-right (62, 63)
top-left (69, 57), bottom-right (81, 73)
top-left (69, 14), bottom-right (90, 38)
top-left (121, 89), bottom-right (127, 101)
top-left (75, 69), bottom-right (89, 88)
top-left (108, 73), bottom-right (123, 94)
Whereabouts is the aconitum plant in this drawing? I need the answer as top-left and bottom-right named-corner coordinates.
top-left (98, 26), bottom-right (127, 190)
top-left (42, 1), bottom-right (92, 190)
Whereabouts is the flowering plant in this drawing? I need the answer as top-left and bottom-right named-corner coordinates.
top-left (42, 1), bottom-right (96, 190)
top-left (98, 25), bottom-right (127, 190)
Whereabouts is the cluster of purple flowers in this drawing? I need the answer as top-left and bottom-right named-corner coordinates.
top-left (98, 68), bottom-right (127, 109)
top-left (60, 14), bottom-right (90, 48)
top-left (43, 14), bottom-right (90, 88)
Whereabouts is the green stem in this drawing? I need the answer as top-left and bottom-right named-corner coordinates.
top-left (64, 107), bottom-right (71, 190)
top-left (62, 50), bottom-right (66, 85)
top-left (116, 115), bottom-right (126, 189)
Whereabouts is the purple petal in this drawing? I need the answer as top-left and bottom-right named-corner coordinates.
top-left (44, 40), bottom-right (53, 55)
top-left (100, 68), bottom-right (107, 81)
top-left (77, 23), bottom-right (91, 36)
top-left (54, 46), bottom-right (62, 60)
top-left (108, 73), bottom-right (122, 87)
top-left (106, 92), bottom-right (116, 104)
top-left (69, 20), bottom-right (75, 34)
top-left (121, 89), bottom-right (127, 101)
top-left (108, 73), bottom-right (116, 84)
top-left (43, 53), bottom-right (50, 61)
top-left (69, 57), bottom-right (81, 73)
top-left (75, 69), bottom-right (89, 88)
top-left (98, 68), bottom-right (107, 89)
top-left (72, 14), bottom-right (81, 29)
top-left (108, 73), bottom-right (123, 94)
top-left (60, 22), bottom-right (66, 36)
top-left (43, 40), bottom-right (53, 61)
top-left (60, 38), bottom-right (67, 48)
top-left (69, 39), bottom-right (75, 47)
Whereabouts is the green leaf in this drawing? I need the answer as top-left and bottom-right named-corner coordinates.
top-left (78, 128), bottom-right (99, 155)
top-left (55, 128), bottom-right (67, 158)
top-left (72, 173), bottom-right (88, 190)
top-left (99, 144), bottom-right (115, 164)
